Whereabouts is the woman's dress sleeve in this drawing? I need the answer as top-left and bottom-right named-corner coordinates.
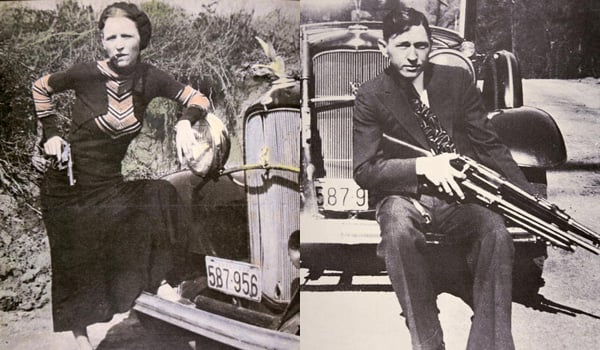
top-left (149, 66), bottom-right (210, 124)
top-left (32, 64), bottom-right (86, 139)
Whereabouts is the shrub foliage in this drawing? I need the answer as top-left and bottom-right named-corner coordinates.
top-left (476, 0), bottom-right (599, 79)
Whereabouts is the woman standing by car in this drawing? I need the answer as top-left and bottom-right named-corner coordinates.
top-left (31, 3), bottom-right (209, 349)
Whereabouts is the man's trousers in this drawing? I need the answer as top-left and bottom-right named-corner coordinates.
top-left (376, 195), bottom-right (515, 350)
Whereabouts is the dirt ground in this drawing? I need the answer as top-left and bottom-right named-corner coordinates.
top-left (1, 78), bottom-right (599, 349)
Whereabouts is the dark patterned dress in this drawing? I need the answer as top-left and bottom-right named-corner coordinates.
top-left (32, 59), bottom-right (209, 331)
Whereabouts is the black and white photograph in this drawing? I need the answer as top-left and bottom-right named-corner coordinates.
top-left (0, 0), bottom-right (300, 349)
top-left (299, 0), bottom-right (600, 349)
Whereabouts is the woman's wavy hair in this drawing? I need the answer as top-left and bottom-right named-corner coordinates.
top-left (98, 2), bottom-right (152, 50)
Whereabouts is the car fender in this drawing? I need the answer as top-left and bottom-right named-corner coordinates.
top-left (490, 106), bottom-right (567, 169)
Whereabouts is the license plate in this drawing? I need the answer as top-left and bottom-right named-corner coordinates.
top-left (205, 256), bottom-right (262, 302)
top-left (316, 178), bottom-right (369, 211)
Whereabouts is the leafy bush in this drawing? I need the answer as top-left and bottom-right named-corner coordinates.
top-left (476, 0), bottom-right (599, 78)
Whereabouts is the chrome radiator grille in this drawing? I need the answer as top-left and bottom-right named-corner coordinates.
top-left (313, 50), bottom-right (388, 178)
top-left (244, 109), bottom-right (300, 303)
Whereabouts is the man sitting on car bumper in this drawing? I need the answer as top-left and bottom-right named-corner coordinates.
top-left (353, 6), bottom-right (533, 350)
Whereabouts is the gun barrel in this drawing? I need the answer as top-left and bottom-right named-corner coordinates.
top-left (463, 176), bottom-right (600, 255)
top-left (497, 180), bottom-right (600, 244)
top-left (460, 156), bottom-right (600, 252)
top-left (62, 142), bottom-right (76, 187)
top-left (498, 202), bottom-right (599, 255)
top-left (568, 219), bottom-right (600, 243)
top-left (502, 210), bottom-right (573, 252)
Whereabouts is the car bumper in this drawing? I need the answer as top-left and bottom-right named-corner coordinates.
top-left (133, 292), bottom-right (299, 350)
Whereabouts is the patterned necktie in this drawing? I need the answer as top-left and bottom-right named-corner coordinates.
top-left (409, 97), bottom-right (456, 155)
top-left (388, 67), bottom-right (456, 155)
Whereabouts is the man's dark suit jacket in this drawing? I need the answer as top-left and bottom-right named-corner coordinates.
top-left (353, 64), bottom-right (532, 204)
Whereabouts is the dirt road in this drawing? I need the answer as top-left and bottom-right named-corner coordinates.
top-left (300, 78), bottom-right (600, 350)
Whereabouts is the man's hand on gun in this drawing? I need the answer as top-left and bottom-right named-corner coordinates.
top-left (416, 153), bottom-right (468, 200)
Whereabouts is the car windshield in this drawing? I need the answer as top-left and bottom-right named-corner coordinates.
top-left (301, 0), bottom-right (465, 33)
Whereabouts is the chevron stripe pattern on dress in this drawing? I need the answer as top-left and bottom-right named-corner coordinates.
top-left (95, 60), bottom-right (142, 139)
top-left (174, 85), bottom-right (210, 110)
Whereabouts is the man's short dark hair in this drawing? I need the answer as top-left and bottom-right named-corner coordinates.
top-left (382, 7), bottom-right (431, 42)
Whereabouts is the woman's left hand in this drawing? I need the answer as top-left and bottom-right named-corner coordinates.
top-left (175, 120), bottom-right (198, 165)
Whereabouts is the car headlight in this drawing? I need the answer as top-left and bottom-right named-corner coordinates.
top-left (187, 113), bottom-right (230, 178)
top-left (460, 41), bottom-right (476, 58)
